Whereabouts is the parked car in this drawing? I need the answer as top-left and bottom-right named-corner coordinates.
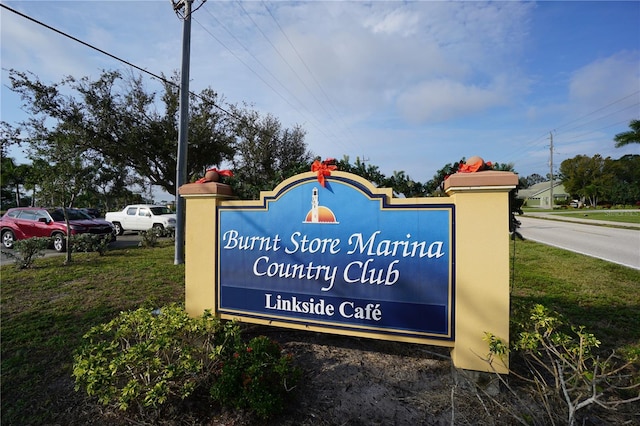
top-left (79, 207), bottom-right (102, 218)
top-left (0, 207), bottom-right (116, 252)
top-left (104, 204), bottom-right (176, 236)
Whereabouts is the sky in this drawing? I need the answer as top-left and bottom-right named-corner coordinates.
top-left (1, 0), bottom-right (639, 202)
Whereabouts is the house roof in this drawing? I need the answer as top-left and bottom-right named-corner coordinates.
top-left (518, 181), bottom-right (567, 199)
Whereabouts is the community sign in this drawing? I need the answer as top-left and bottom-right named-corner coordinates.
top-left (216, 172), bottom-right (455, 342)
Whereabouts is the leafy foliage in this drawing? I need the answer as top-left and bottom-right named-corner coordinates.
top-left (613, 119), bottom-right (640, 148)
top-left (6, 69), bottom-right (237, 200)
top-left (72, 304), bottom-right (301, 422)
top-left (1, 236), bottom-right (49, 269)
top-left (423, 158), bottom-right (465, 196)
top-left (210, 335), bottom-right (301, 419)
top-left (137, 227), bottom-right (165, 248)
top-left (485, 303), bottom-right (640, 426)
top-left (137, 226), bottom-right (176, 249)
top-left (73, 305), bottom-right (238, 419)
top-left (559, 154), bottom-right (640, 206)
top-left (0, 156), bottom-right (31, 207)
top-left (70, 233), bottom-right (113, 256)
top-left (227, 109), bottom-right (312, 200)
top-left (523, 172), bottom-right (546, 188)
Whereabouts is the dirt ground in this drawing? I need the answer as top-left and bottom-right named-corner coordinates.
top-left (264, 330), bottom-right (487, 426)
top-left (202, 326), bottom-right (638, 426)
top-left (63, 324), bottom-right (637, 426)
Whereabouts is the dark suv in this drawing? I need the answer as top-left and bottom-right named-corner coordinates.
top-left (0, 207), bottom-right (116, 252)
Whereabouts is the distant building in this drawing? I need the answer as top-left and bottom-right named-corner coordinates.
top-left (517, 181), bottom-right (569, 208)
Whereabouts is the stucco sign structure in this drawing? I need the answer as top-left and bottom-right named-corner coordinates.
top-left (216, 173), bottom-right (454, 342)
top-left (179, 169), bottom-right (517, 373)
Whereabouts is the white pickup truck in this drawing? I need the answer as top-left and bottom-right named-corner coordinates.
top-left (105, 204), bottom-right (176, 236)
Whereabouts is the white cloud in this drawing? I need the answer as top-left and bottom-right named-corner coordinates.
top-left (248, 1), bottom-right (534, 128)
top-left (395, 78), bottom-right (508, 123)
top-left (363, 7), bottom-right (420, 37)
top-left (1, 7), bottom-right (84, 78)
top-left (569, 51), bottom-right (640, 109)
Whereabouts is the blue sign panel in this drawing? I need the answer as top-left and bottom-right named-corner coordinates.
top-left (217, 173), bottom-right (455, 340)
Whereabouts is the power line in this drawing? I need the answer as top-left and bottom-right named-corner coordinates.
top-left (554, 90), bottom-right (640, 133)
top-left (557, 103), bottom-right (639, 135)
top-left (0, 3), bottom-right (172, 88)
top-left (0, 2), bottom-right (281, 146)
top-left (502, 90), bottom-right (640, 167)
top-left (260, 0), bottom-right (363, 153)
top-left (198, 2), bottom-right (349, 150)
top-left (557, 118), bottom-right (637, 144)
top-left (192, 14), bottom-right (338, 145)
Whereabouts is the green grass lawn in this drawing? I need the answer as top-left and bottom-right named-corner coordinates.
top-left (552, 210), bottom-right (640, 224)
top-left (1, 240), bottom-right (639, 424)
top-left (509, 240), bottom-right (640, 358)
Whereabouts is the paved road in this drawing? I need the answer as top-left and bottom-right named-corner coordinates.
top-left (517, 216), bottom-right (640, 270)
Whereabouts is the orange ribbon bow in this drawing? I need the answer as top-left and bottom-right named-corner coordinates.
top-left (311, 158), bottom-right (337, 187)
top-left (458, 159), bottom-right (492, 173)
top-left (195, 168), bottom-right (234, 183)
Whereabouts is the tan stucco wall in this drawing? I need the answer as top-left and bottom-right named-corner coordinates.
top-left (179, 183), bottom-right (234, 317)
top-left (180, 171), bottom-right (516, 374)
top-left (445, 172), bottom-right (516, 374)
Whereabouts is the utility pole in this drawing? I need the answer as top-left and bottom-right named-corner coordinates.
top-left (173, 0), bottom-right (193, 265)
top-left (549, 131), bottom-right (554, 209)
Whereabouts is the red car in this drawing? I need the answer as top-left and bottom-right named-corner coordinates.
top-left (0, 207), bottom-right (116, 252)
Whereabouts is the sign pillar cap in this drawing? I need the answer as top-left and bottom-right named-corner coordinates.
top-left (179, 182), bottom-right (234, 197)
top-left (444, 171), bottom-right (518, 193)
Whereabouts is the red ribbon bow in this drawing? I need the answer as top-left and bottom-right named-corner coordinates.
top-left (311, 158), bottom-right (337, 187)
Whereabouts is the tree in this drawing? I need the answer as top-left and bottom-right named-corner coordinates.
top-left (0, 156), bottom-right (30, 208)
top-left (382, 170), bottom-right (426, 198)
top-left (336, 156), bottom-right (387, 187)
top-left (605, 154), bottom-right (640, 205)
top-left (228, 108), bottom-right (312, 199)
top-left (559, 154), bottom-right (615, 207)
top-left (613, 119), bottom-right (640, 148)
top-left (1, 121), bottom-right (23, 158)
top-left (491, 162), bottom-right (516, 172)
top-left (424, 159), bottom-right (465, 196)
top-left (7, 69), bottom-right (237, 196)
top-left (524, 173), bottom-right (546, 188)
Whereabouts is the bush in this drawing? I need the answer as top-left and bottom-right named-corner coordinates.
top-left (484, 303), bottom-right (640, 426)
top-left (2, 236), bottom-right (50, 269)
top-left (138, 227), bottom-right (174, 248)
top-left (72, 304), bottom-right (300, 422)
top-left (72, 305), bottom-right (238, 420)
top-left (210, 335), bottom-right (301, 419)
top-left (70, 234), bottom-right (112, 255)
top-left (138, 227), bottom-right (163, 248)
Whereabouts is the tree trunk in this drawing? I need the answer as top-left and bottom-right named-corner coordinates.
top-left (14, 184), bottom-right (21, 207)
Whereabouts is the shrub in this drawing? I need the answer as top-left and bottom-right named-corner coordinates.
top-left (72, 304), bottom-right (239, 420)
top-left (138, 227), bottom-right (163, 248)
top-left (70, 234), bottom-right (112, 255)
top-left (210, 335), bottom-right (301, 419)
top-left (484, 304), bottom-right (640, 426)
top-left (72, 304), bottom-right (300, 422)
top-left (163, 226), bottom-right (176, 241)
top-left (2, 236), bottom-right (50, 269)
top-left (138, 226), bottom-right (174, 248)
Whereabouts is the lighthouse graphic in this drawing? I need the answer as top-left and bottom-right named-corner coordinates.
top-left (304, 188), bottom-right (338, 223)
